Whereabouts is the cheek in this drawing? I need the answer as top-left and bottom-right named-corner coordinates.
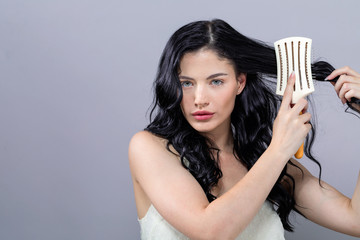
top-left (180, 102), bottom-right (185, 115)
top-left (180, 96), bottom-right (189, 115)
top-left (224, 98), bottom-right (236, 113)
top-left (220, 91), bottom-right (237, 108)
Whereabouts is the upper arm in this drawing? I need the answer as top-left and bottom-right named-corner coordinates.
top-left (128, 131), bottom-right (210, 237)
top-left (286, 159), bottom-right (360, 236)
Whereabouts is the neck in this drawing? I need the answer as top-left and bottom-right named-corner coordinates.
top-left (202, 127), bottom-right (234, 154)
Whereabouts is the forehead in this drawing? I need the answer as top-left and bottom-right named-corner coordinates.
top-left (179, 49), bottom-right (235, 76)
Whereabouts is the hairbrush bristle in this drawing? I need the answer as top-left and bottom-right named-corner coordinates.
top-left (274, 37), bottom-right (315, 103)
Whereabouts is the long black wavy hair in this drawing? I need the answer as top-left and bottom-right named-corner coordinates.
top-left (145, 19), bottom-right (336, 231)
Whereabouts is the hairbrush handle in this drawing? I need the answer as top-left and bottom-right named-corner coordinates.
top-left (295, 143), bottom-right (304, 159)
top-left (295, 110), bottom-right (304, 159)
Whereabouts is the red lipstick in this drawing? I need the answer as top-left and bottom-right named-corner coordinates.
top-left (191, 111), bottom-right (214, 120)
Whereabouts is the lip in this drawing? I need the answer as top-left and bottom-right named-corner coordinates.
top-left (191, 111), bottom-right (214, 120)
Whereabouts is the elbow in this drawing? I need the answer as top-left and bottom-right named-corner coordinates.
top-left (195, 222), bottom-right (240, 240)
top-left (195, 232), bottom-right (233, 240)
top-left (209, 232), bottom-right (238, 240)
top-left (346, 216), bottom-right (360, 237)
top-left (350, 207), bottom-right (360, 237)
top-left (208, 230), bottom-right (239, 240)
top-left (188, 228), bottom-right (227, 240)
top-left (184, 208), bottom-right (245, 240)
top-left (351, 220), bottom-right (360, 237)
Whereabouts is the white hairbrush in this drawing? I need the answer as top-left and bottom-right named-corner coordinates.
top-left (274, 37), bottom-right (315, 158)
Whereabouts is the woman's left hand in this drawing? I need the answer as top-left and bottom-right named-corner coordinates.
top-left (325, 66), bottom-right (360, 105)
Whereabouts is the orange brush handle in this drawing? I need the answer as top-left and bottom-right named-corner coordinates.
top-left (295, 110), bottom-right (304, 159)
top-left (295, 143), bottom-right (304, 159)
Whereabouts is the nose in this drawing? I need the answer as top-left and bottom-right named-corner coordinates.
top-left (194, 85), bottom-right (209, 108)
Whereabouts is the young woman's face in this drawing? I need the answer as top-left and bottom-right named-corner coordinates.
top-left (179, 49), bottom-right (246, 135)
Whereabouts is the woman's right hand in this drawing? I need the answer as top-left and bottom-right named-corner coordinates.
top-left (269, 72), bottom-right (312, 159)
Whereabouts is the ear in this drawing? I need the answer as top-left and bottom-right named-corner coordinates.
top-left (236, 73), bottom-right (246, 95)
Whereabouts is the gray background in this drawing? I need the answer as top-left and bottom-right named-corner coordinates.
top-left (0, 0), bottom-right (359, 239)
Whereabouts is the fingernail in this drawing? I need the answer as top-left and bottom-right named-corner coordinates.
top-left (290, 71), bottom-right (295, 78)
top-left (324, 77), bottom-right (329, 81)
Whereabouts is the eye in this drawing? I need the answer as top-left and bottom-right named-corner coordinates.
top-left (211, 79), bottom-right (223, 86)
top-left (181, 81), bottom-right (193, 88)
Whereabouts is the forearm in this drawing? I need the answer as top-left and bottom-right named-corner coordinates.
top-left (350, 171), bottom-right (360, 218)
top-left (201, 146), bottom-right (288, 239)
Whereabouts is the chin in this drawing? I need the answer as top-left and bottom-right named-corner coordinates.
top-left (190, 123), bottom-right (216, 134)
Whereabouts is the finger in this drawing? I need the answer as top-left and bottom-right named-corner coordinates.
top-left (334, 75), bottom-right (348, 95)
top-left (326, 66), bottom-right (360, 80)
top-left (325, 66), bottom-right (360, 80)
top-left (291, 98), bottom-right (308, 115)
top-left (339, 82), bottom-right (354, 104)
top-left (334, 75), bottom-right (360, 96)
top-left (304, 122), bottom-right (312, 135)
top-left (280, 72), bottom-right (296, 109)
top-left (303, 102), bottom-right (309, 113)
top-left (299, 112), bottom-right (311, 123)
top-left (298, 122), bottom-right (312, 140)
top-left (301, 98), bottom-right (309, 113)
top-left (344, 90), bottom-right (356, 103)
top-left (343, 85), bottom-right (360, 103)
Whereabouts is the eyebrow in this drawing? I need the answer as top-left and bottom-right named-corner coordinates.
top-left (179, 73), bottom-right (228, 80)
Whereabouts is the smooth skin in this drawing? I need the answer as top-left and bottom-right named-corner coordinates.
top-left (326, 66), bottom-right (360, 112)
top-left (129, 49), bottom-right (360, 239)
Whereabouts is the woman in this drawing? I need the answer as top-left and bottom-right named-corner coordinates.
top-left (129, 19), bottom-right (360, 239)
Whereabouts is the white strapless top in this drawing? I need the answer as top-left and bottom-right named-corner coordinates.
top-left (138, 201), bottom-right (285, 240)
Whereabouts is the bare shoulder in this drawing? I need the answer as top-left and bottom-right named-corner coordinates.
top-left (129, 130), bottom-right (164, 146)
top-left (129, 130), bottom-right (206, 221)
top-left (129, 130), bottom-right (176, 160)
top-left (129, 131), bottom-right (161, 152)
top-left (128, 130), bottom-right (181, 180)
